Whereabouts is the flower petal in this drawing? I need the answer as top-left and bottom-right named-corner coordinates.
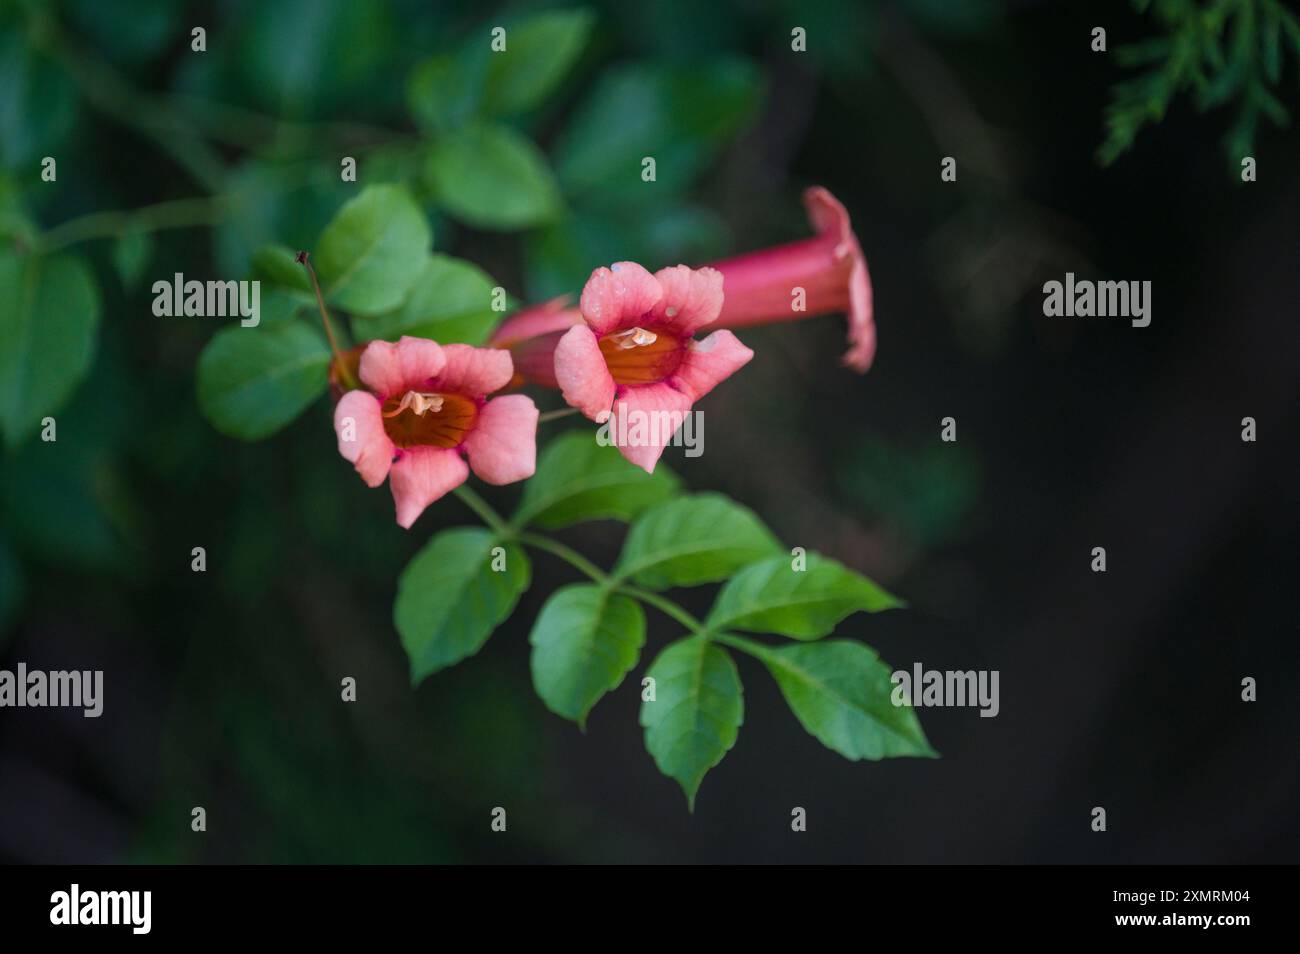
top-left (606, 383), bottom-right (695, 474)
top-left (489, 297), bottom-right (581, 347)
top-left (358, 336), bottom-right (447, 399)
top-left (578, 261), bottom-right (663, 336)
top-left (650, 265), bottom-right (724, 336)
top-left (842, 257), bottom-right (875, 372)
top-left (388, 446), bottom-right (470, 529)
top-left (432, 343), bottom-right (514, 397)
top-left (804, 186), bottom-right (876, 372)
top-left (464, 394), bottom-right (539, 485)
top-left (554, 325), bottom-right (616, 422)
top-left (669, 330), bottom-right (754, 402)
top-left (334, 390), bottom-right (394, 487)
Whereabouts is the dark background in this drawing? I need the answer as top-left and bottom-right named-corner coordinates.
top-left (1, 0), bottom-right (1297, 863)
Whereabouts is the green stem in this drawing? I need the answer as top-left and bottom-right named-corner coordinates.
top-left (712, 631), bottom-right (773, 660)
top-left (453, 485), bottom-right (510, 537)
top-left (514, 532), bottom-right (708, 638)
top-left (537, 407), bottom-right (581, 424)
top-left (37, 197), bottom-right (230, 254)
top-left (516, 532), bottom-right (611, 584)
top-left (618, 585), bottom-right (704, 634)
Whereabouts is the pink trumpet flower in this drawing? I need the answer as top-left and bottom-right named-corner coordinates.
top-left (708, 186), bottom-right (875, 371)
top-left (554, 262), bottom-right (753, 472)
top-left (489, 186), bottom-right (874, 379)
top-left (333, 337), bottom-right (538, 528)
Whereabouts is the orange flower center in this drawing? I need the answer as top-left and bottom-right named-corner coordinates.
top-left (381, 390), bottom-right (478, 449)
top-left (598, 326), bottom-right (684, 385)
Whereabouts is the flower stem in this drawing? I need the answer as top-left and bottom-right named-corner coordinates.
top-left (296, 250), bottom-right (360, 391)
top-left (452, 485), bottom-right (510, 537)
top-left (37, 197), bottom-right (230, 254)
top-left (537, 407), bottom-right (581, 424)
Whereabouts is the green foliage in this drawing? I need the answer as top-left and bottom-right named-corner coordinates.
top-left (704, 553), bottom-right (902, 640)
top-left (525, 57), bottom-right (761, 297)
top-left (394, 528), bottom-right (531, 684)
top-left (408, 8), bottom-right (594, 133)
top-left (230, 0), bottom-right (396, 118)
top-left (529, 583), bottom-right (645, 727)
top-left (513, 430), bottom-right (679, 529)
top-left (0, 25), bottom-right (77, 170)
top-left (111, 230), bottom-right (153, 291)
top-left (425, 123), bottom-right (563, 230)
top-left (404, 8), bottom-right (590, 234)
top-left (553, 59), bottom-right (762, 202)
top-left (752, 639), bottom-right (936, 760)
top-left (353, 253), bottom-right (500, 346)
top-left (250, 245), bottom-right (314, 296)
top-left (639, 635), bottom-right (744, 809)
top-left (1100, 0), bottom-right (1300, 169)
top-left (0, 250), bottom-right (100, 448)
top-left (480, 9), bottom-right (596, 116)
top-left (381, 432), bottom-right (919, 808)
top-left (196, 323), bottom-right (331, 441)
top-left (314, 184), bottom-right (431, 315)
top-left (613, 493), bottom-right (782, 590)
top-left (196, 183), bottom-right (507, 440)
top-left (0, 1), bottom-right (930, 820)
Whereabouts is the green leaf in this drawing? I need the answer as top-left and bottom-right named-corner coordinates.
top-left (514, 430), bottom-right (679, 529)
top-left (756, 640), bottom-right (935, 760)
top-left (250, 244), bottom-right (313, 296)
top-left (314, 184), bottom-right (431, 315)
top-left (529, 583), bottom-right (645, 727)
top-left (407, 50), bottom-right (486, 134)
top-left (482, 9), bottom-right (595, 116)
top-left (66, 0), bottom-right (179, 64)
top-left (553, 59), bottom-right (761, 203)
top-left (639, 635), bottom-right (743, 809)
top-left (353, 253), bottom-right (500, 345)
top-left (0, 28), bottom-right (77, 170)
top-left (256, 287), bottom-right (310, 326)
top-left (613, 493), bottom-right (781, 590)
top-left (704, 553), bottom-right (901, 640)
top-left (395, 527), bottom-right (531, 683)
top-left (0, 250), bottom-right (100, 448)
top-left (196, 322), bottom-right (330, 440)
top-left (112, 231), bottom-right (153, 291)
top-left (239, 0), bottom-right (393, 117)
top-left (426, 123), bottom-right (562, 230)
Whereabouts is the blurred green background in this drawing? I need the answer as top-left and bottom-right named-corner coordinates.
top-left (1, 0), bottom-right (1298, 862)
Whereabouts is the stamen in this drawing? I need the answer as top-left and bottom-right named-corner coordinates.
top-left (610, 326), bottom-right (658, 350)
top-left (382, 391), bottom-right (445, 418)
